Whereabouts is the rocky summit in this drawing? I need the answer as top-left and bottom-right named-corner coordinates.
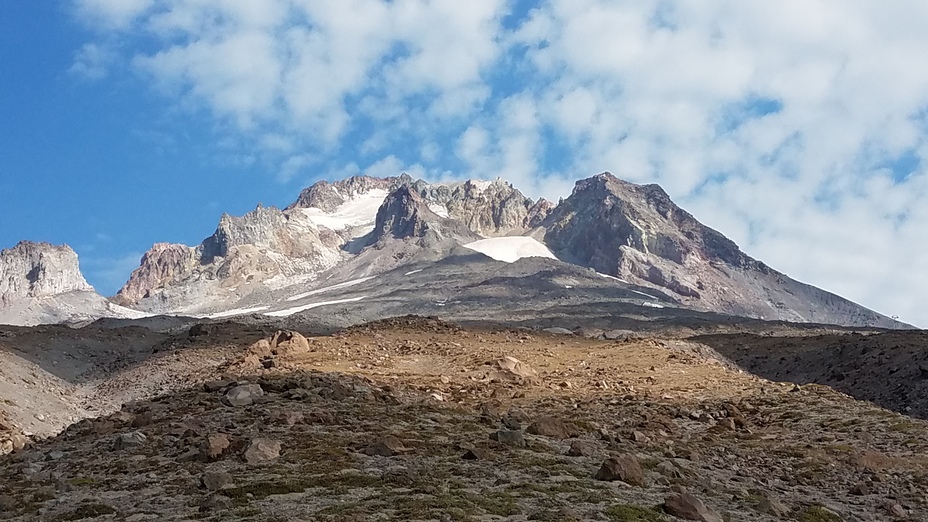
top-left (0, 172), bottom-right (923, 520)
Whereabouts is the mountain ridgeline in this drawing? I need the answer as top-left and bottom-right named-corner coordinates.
top-left (0, 173), bottom-right (906, 328)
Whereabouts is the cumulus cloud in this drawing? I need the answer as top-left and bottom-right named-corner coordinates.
top-left (75, 0), bottom-right (928, 325)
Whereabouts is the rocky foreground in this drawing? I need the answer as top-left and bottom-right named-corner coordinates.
top-left (1, 317), bottom-right (926, 521)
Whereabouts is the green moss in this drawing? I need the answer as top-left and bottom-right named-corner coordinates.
top-left (604, 504), bottom-right (668, 521)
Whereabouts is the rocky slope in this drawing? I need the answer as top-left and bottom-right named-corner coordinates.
top-left (541, 173), bottom-right (901, 328)
top-left (0, 242), bottom-right (145, 326)
top-left (0, 317), bottom-right (924, 521)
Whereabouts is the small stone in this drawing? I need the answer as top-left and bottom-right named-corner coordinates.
top-left (199, 494), bottom-right (233, 512)
top-left (222, 384), bottom-right (264, 407)
top-left (204, 380), bottom-right (233, 392)
top-left (632, 430), bottom-right (650, 443)
top-left (664, 492), bottom-right (723, 522)
top-left (490, 430), bottom-right (527, 448)
top-left (462, 448), bottom-right (493, 460)
top-left (850, 481), bottom-right (870, 496)
top-left (114, 431), bottom-right (147, 450)
top-left (131, 411), bottom-right (153, 428)
top-left (527, 416), bottom-right (575, 439)
top-left (201, 470), bottom-right (232, 491)
top-left (10, 433), bottom-right (28, 452)
top-left (110, 411), bottom-right (137, 425)
top-left (656, 460), bottom-right (683, 479)
top-left (362, 436), bottom-right (409, 457)
top-left (718, 418), bottom-right (737, 430)
top-left (201, 434), bottom-right (231, 461)
top-left (756, 495), bottom-right (790, 517)
top-left (594, 454), bottom-right (645, 486)
top-left (244, 438), bottom-right (281, 464)
top-left (887, 503), bottom-right (906, 517)
top-left (566, 439), bottom-right (598, 457)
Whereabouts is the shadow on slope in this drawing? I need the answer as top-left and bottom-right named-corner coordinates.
top-left (693, 330), bottom-right (928, 420)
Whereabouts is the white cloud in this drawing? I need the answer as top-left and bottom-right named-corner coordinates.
top-left (70, 43), bottom-right (114, 79)
top-left (76, 0), bottom-right (928, 325)
top-left (76, 0), bottom-right (155, 29)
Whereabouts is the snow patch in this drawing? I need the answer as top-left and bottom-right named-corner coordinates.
top-left (205, 306), bottom-right (270, 319)
top-left (298, 189), bottom-right (388, 233)
top-left (105, 302), bottom-right (152, 320)
top-left (463, 237), bottom-right (557, 264)
top-left (286, 276), bottom-right (376, 302)
top-left (641, 302), bottom-right (664, 309)
top-left (630, 290), bottom-right (660, 300)
top-left (427, 203), bottom-right (449, 218)
top-left (597, 272), bottom-right (630, 284)
top-left (404, 269), bottom-right (424, 276)
top-left (264, 296), bottom-right (367, 317)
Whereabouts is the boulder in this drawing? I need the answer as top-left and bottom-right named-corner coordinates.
top-left (222, 384), bottom-right (264, 407)
top-left (595, 454), bottom-right (645, 486)
top-left (664, 491), bottom-right (723, 522)
top-left (244, 438), bottom-right (281, 464)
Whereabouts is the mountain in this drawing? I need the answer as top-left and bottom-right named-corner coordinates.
top-left (2, 173), bottom-right (906, 328)
top-left (113, 175), bottom-right (550, 316)
top-left (541, 173), bottom-right (901, 328)
top-left (0, 241), bottom-right (146, 326)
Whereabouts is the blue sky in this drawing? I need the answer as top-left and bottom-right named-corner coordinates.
top-left (2, 1), bottom-right (927, 326)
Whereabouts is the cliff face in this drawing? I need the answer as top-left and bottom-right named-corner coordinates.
top-left (0, 242), bottom-right (92, 306)
top-left (114, 205), bottom-right (345, 312)
top-left (408, 178), bottom-right (553, 237)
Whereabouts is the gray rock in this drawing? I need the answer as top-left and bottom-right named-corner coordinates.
top-left (114, 431), bottom-right (147, 450)
top-left (362, 436), bottom-right (409, 457)
top-left (664, 491), bottom-right (723, 522)
top-left (244, 438), bottom-right (281, 464)
top-left (201, 470), bottom-right (232, 491)
top-left (222, 384), bottom-right (264, 407)
top-left (490, 430), bottom-right (527, 448)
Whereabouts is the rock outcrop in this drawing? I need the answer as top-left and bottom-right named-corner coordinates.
top-left (0, 242), bottom-right (147, 326)
top-left (115, 205), bottom-right (346, 313)
top-left (286, 175), bottom-right (399, 212)
top-left (408, 178), bottom-right (553, 236)
top-left (0, 241), bottom-right (92, 306)
top-left (368, 185), bottom-right (479, 246)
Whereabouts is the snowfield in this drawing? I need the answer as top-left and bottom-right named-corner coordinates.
top-left (463, 237), bottom-right (558, 263)
top-left (298, 189), bottom-right (388, 233)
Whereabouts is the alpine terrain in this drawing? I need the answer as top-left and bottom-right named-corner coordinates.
top-left (0, 172), bottom-right (923, 522)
